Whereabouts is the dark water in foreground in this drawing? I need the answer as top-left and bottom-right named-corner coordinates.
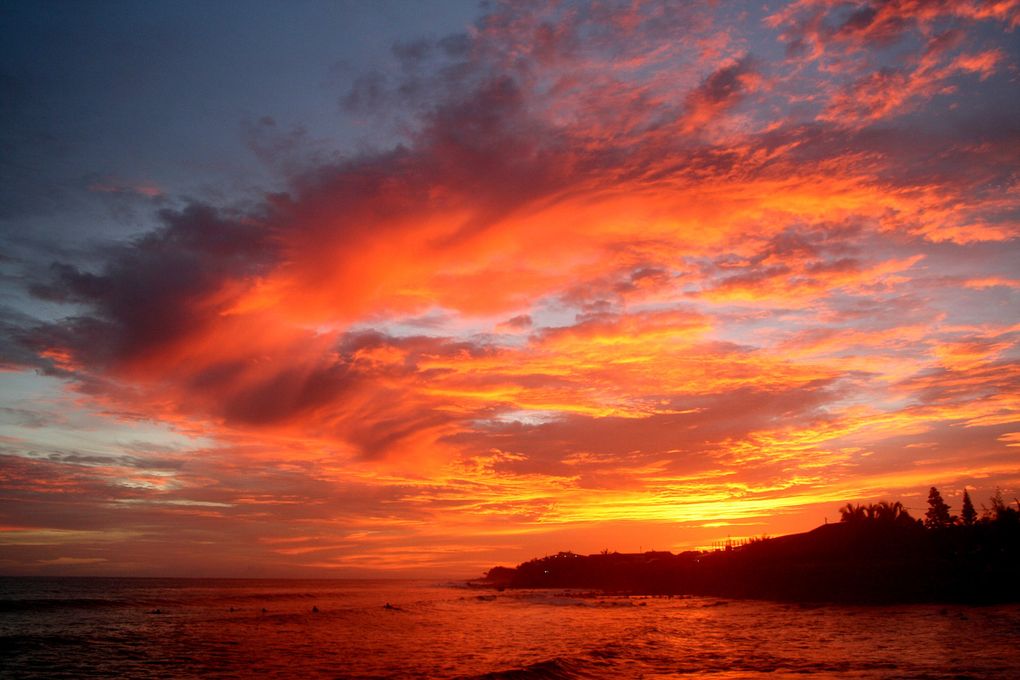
top-left (2, 578), bottom-right (1018, 679)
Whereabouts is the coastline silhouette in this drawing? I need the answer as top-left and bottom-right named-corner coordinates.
top-left (479, 487), bottom-right (1020, 604)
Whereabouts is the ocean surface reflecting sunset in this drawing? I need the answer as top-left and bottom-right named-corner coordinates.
top-left (3, 578), bottom-right (1018, 678)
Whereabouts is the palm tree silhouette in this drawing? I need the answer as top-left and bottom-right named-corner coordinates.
top-left (839, 501), bottom-right (914, 525)
top-left (839, 503), bottom-right (867, 522)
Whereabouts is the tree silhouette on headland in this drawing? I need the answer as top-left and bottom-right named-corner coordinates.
top-left (839, 500), bottom-right (916, 526)
top-left (961, 490), bottom-right (977, 526)
top-left (924, 486), bottom-right (954, 529)
top-left (839, 503), bottom-right (866, 522)
top-left (986, 487), bottom-right (1020, 523)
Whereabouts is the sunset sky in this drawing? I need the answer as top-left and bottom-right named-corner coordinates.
top-left (2, 0), bottom-right (1018, 577)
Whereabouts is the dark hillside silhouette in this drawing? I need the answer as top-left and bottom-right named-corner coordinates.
top-left (479, 488), bottom-right (1020, 604)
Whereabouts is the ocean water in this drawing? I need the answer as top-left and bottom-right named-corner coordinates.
top-left (1, 578), bottom-right (1018, 679)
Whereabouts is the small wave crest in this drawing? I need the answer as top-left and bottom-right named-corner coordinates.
top-left (466, 655), bottom-right (594, 679)
top-left (0, 598), bottom-right (127, 613)
top-left (207, 591), bottom-right (320, 603)
top-left (1, 633), bottom-right (85, 652)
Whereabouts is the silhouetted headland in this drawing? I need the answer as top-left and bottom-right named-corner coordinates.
top-left (478, 489), bottom-right (1020, 604)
